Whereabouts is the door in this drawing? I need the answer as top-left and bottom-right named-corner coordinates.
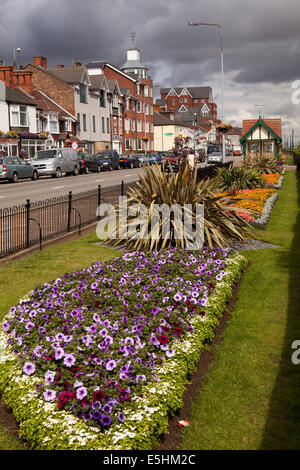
top-left (17, 158), bottom-right (32, 178)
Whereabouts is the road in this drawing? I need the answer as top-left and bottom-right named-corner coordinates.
top-left (0, 156), bottom-right (242, 209)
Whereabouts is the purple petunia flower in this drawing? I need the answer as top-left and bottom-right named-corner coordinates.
top-left (76, 386), bottom-right (88, 400)
top-left (54, 347), bottom-right (65, 360)
top-left (117, 411), bottom-right (125, 423)
top-left (102, 404), bottom-right (112, 414)
top-left (23, 362), bottom-right (36, 375)
top-left (43, 389), bottom-right (57, 401)
top-left (106, 359), bottom-right (117, 371)
top-left (63, 354), bottom-right (76, 367)
top-left (100, 414), bottom-right (111, 426)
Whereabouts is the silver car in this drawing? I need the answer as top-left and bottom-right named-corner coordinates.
top-left (207, 152), bottom-right (223, 164)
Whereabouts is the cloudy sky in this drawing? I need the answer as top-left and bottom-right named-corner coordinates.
top-left (1, 0), bottom-right (300, 144)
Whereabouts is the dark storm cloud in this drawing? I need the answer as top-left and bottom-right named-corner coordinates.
top-left (0, 0), bottom-right (300, 137)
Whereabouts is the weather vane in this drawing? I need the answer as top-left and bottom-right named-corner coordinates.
top-left (130, 32), bottom-right (136, 48)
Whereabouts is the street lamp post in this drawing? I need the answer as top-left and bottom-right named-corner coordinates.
top-left (188, 22), bottom-right (225, 163)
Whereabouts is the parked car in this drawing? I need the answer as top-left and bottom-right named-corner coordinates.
top-left (163, 153), bottom-right (186, 172)
top-left (119, 154), bottom-right (143, 169)
top-left (78, 152), bottom-right (96, 174)
top-left (94, 150), bottom-right (120, 171)
top-left (0, 156), bottom-right (39, 183)
top-left (145, 153), bottom-right (164, 165)
top-left (135, 154), bottom-right (147, 166)
top-left (31, 148), bottom-right (80, 178)
top-left (207, 152), bottom-right (223, 164)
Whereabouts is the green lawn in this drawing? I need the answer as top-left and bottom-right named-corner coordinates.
top-left (0, 233), bottom-right (119, 450)
top-left (181, 169), bottom-right (300, 449)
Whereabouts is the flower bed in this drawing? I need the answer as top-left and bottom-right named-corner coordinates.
top-left (261, 173), bottom-right (282, 188)
top-left (227, 188), bottom-right (276, 222)
top-left (0, 248), bottom-right (247, 450)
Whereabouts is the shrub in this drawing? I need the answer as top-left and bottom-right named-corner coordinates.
top-left (218, 165), bottom-right (264, 192)
top-left (244, 153), bottom-right (279, 174)
top-left (103, 163), bottom-right (249, 251)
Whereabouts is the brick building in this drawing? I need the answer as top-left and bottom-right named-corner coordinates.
top-left (158, 86), bottom-right (217, 124)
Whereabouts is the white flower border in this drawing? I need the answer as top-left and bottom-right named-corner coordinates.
top-left (252, 192), bottom-right (278, 226)
top-left (0, 253), bottom-right (247, 450)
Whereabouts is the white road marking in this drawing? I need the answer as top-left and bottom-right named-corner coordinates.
top-left (53, 186), bottom-right (65, 189)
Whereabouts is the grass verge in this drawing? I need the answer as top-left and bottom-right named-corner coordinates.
top-left (181, 169), bottom-right (300, 449)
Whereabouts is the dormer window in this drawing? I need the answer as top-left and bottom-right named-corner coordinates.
top-left (79, 83), bottom-right (87, 103)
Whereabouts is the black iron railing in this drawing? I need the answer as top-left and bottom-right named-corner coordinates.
top-left (0, 180), bottom-right (134, 258)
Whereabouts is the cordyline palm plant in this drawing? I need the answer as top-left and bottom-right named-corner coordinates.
top-left (244, 153), bottom-right (279, 174)
top-left (218, 165), bottom-right (264, 193)
top-left (103, 162), bottom-right (251, 251)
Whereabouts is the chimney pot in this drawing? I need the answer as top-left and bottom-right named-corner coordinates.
top-left (33, 56), bottom-right (47, 68)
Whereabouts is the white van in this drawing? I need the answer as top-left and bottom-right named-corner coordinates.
top-left (31, 148), bottom-right (80, 178)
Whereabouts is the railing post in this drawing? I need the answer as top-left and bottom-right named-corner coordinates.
top-left (25, 199), bottom-right (30, 248)
top-left (97, 185), bottom-right (101, 220)
top-left (121, 180), bottom-right (124, 196)
top-left (67, 191), bottom-right (72, 232)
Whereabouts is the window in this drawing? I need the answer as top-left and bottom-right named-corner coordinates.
top-left (137, 120), bottom-right (142, 132)
top-left (93, 115), bottom-right (96, 133)
top-left (124, 118), bottom-right (130, 131)
top-left (102, 117), bottom-right (105, 133)
top-left (145, 104), bottom-right (149, 115)
top-left (100, 90), bottom-right (106, 107)
top-left (172, 99), bottom-right (175, 106)
top-left (145, 86), bottom-right (148, 97)
top-left (145, 122), bottom-right (149, 132)
top-left (113, 117), bottom-right (117, 135)
top-left (106, 118), bottom-right (110, 134)
top-left (64, 119), bottom-right (72, 132)
top-left (137, 101), bottom-right (141, 113)
top-left (10, 105), bottom-right (28, 127)
top-left (132, 139), bottom-right (135, 150)
top-left (150, 105), bottom-right (153, 115)
top-left (36, 112), bottom-right (40, 132)
top-left (125, 138), bottom-right (130, 150)
top-left (20, 139), bottom-right (46, 160)
top-left (131, 118), bottom-right (135, 131)
top-left (138, 139), bottom-right (142, 150)
top-left (150, 122), bottom-right (153, 132)
top-left (80, 83), bottom-right (87, 103)
top-left (49, 114), bottom-right (59, 133)
top-left (119, 117), bottom-right (122, 134)
top-left (184, 98), bottom-right (188, 103)
top-left (263, 141), bottom-right (274, 153)
top-left (83, 114), bottom-right (87, 132)
top-left (248, 142), bottom-right (260, 154)
top-left (77, 113), bottom-right (80, 131)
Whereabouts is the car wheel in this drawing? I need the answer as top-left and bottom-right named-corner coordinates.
top-left (11, 172), bottom-right (18, 183)
top-left (31, 170), bottom-right (38, 181)
top-left (55, 167), bottom-right (62, 178)
top-left (109, 165), bottom-right (113, 171)
top-left (73, 166), bottom-right (79, 176)
top-left (97, 165), bottom-right (101, 173)
top-left (129, 162), bottom-right (134, 169)
top-left (84, 166), bottom-right (89, 174)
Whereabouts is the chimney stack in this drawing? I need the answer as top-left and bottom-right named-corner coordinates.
top-left (33, 56), bottom-right (47, 68)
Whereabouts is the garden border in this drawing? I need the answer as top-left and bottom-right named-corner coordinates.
top-left (0, 254), bottom-right (247, 450)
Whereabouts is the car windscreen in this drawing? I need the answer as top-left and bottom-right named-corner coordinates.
top-left (33, 150), bottom-right (57, 160)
